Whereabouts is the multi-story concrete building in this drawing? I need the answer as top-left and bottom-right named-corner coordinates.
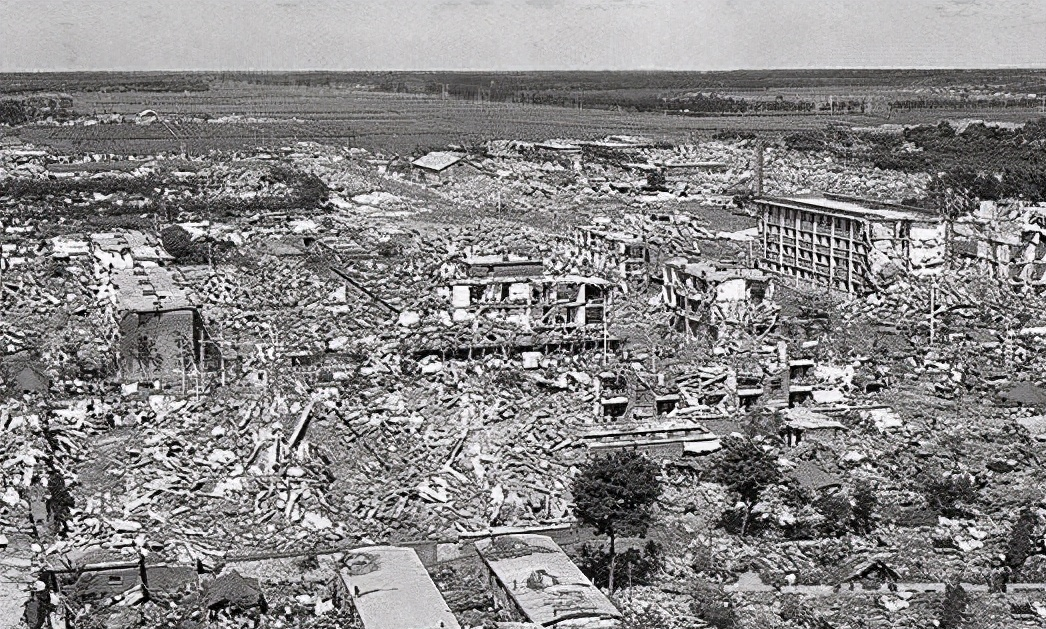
top-left (752, 194), bottom-right (945, 293)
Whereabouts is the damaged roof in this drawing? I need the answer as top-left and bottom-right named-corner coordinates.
top-left (756, 194), bottom-right (940, 223)
top-left (782, 408), bottom-right (847, 431)
top-left (475, 534), bottom-right (620, 628)
top-left (790, 461), bottom-right (842, 492)
top-left (110, 267), bottom-right (194, 313)
top-left (664, 257), bottom-right (771, 283)
top-left (339, 546), bottom-right (460, 629)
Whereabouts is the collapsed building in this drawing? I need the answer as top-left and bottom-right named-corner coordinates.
top-left (87, 230), bottom-right (217, 387)
top-left (450, 274), bottom-right (610, 329)
top-left (573, 226), bottom-right (655, 282)
top-left (661, 258), bottom-right (777, 340)
top-left (751, 194), bottom-right (945, 293)
top-left (951, 200), bottom-right (1046, 286)
top-left (475, 534), bottom-right (621, 629)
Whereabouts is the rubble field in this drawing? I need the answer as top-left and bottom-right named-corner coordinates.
top-left (4, 126), bottom-right (1046, 629)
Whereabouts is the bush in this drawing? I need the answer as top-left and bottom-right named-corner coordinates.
top-left (922, 472), bottom-right (978, 518)
top-left (1006, 508), bottom-right (1040, 576)
top-left (939, 583), bottom-right (970, 629)
top-left (689, 582), bottom-right (737, 629)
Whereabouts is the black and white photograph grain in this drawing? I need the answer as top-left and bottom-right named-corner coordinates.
top-left (3, 1), bottom-right (1046, 628)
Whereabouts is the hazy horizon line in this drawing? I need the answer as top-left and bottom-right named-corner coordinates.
top-left (4, 66), bottom-right (1046, 75)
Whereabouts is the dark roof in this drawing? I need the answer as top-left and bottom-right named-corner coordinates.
top-left (837, 557), bottom-right (900, 584)
top-left (204, 571), bottom-right (265, 611)
top-left (999, 381), bottom-right (1046, 407)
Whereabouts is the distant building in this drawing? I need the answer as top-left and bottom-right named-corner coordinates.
top-left (661, 258), bottom-right (776, 339)
top-left (336, 546), bottom-right (460, 629)
top-left (475, 534), bottom-right (620, 629)
top-left (752, 194), bottom-right (945, 293)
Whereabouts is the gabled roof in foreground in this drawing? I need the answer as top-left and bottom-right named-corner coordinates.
top-left (339, 545), bottom-right (460, 629)
top-left (475, 534), bottom-right (620, 627)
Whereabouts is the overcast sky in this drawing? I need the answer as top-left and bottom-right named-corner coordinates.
top-left (2, 0), bottom-right (1045, 71)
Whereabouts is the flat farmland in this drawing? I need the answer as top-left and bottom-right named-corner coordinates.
top-left (13, 83), bottom-right (1044, 155)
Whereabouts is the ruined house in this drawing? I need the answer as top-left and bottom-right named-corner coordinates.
top-left (449, 274), bottom-right (610, 330)
top-left (475, 535), bottom-right (621, 629)
top-left (108, 267), bottom-right (205, 386)
top-left (781, 407), bottom-right (847, 446)
top-left (661, 258), bottom-right (777, 339)
top-left (91, 231), bottom-right (174, 270)
top-left (752, 194), bottom-right (946, 293)
top-left (335, 546), bottom-right (460, 629)
top-left (574, 226), bottom-right (653, 282)
top-left (951, 200), bottom-right (1046, 286)
top-left (458, 254), bottom-right (545, 279)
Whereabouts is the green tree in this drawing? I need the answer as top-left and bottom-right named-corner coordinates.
top-left (572, 451), bottom-right (662, 594)
top-left (716, 437), bottom-right (781, 537)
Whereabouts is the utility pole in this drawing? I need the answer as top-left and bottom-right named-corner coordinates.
top-left (754, 140), bottom-right (765, 196)
top-left (929, 279), bottom-right (937, 345)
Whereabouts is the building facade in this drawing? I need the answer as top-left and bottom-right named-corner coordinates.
top-left (752, 195), bottom-right (945, 293)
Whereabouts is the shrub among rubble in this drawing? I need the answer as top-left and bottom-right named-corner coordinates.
top-left (1006, 507), bottom-right (1041, 577)
top-left (689, 581), bottom-right (737, 629)
top-left (921, 471), bottom-right (979, 518)
top-left (938, 582), bottom-right (970, 629)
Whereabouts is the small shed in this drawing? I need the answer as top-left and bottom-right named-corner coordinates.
top-left (411, 151), bottom-right (469, 183)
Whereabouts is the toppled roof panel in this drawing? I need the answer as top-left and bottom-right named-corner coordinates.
top-left (411, 151), bottom-right (465, 172)
top-left (475, 534), bottom-right (620, 627)
top-left (782, 408), bottom-right (846, 431)
top-left (110, 267), bottom-right (194, 313)
top-left (339, 546), bottom-right (460, 629)
top-left (664, 257), bottom-right (770, 283)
